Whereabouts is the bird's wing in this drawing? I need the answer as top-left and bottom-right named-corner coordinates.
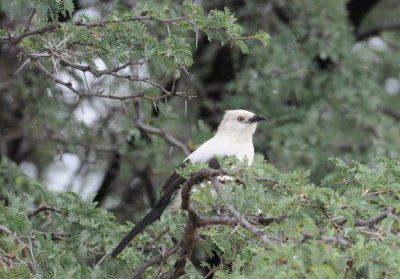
top-left (156, 157), bottom-right (222, 205)
top-left (156, 160), bottom-right (189, 205)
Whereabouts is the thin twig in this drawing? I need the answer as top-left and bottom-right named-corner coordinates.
top-left (28, 204), bottom-right (61, 219)
top-left (320, 235), bottom-right (351, 248)
top-left (24, 9), bottom-right (36, 32)
top-left (129, 242), bottom-right (181, 279)
top-left (320, 206), bottom-right (342, 232)
top-left (135, 120), bottom-right (190, 156)
top-left (355, 207), bottom-right (395, 227)
top-left (27, 233), bottom-right (37, 273)
top-left (211, 178), bottom-right (282, 245)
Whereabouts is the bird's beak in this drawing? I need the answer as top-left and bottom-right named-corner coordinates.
top-left (248, 115), bottom-right (268, 123)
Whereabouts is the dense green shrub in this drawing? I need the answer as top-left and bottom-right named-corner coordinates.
top-left (1, 156), bottom-right (399, 278)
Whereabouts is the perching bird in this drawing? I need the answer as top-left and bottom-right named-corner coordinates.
top-left (110, 109), bottom-right (267, 258)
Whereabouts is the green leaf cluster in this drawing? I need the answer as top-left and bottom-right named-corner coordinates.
top-left (2, 155), bottom-right (400, 278)
top-left (34, 0), bottom-right (75, 24)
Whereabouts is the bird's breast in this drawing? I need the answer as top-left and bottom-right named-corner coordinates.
top-left (187, 136), bottom-right (254, 165)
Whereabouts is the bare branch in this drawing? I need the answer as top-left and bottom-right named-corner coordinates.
top-left (299, 233), bottom-right (352, 248)
top-left (320, 206), bottom-right (342, 232)
top-left (129, 101), bottom-right (192, 168)
top-left (28, 204), bottom-right (61, 219)
top-left (320, 235), bottom-right (351, 248)
top-left (19, 47), bottom-right (195, 103)
top-left (135, 120), bottom-right (190, 156)
top-left (0, 23), bottom-right (59, 45)
top-left (197, 215), bottom-right (286, 227)
top-left (23, 9), bottom-right (36, 33)
top-left (197, 216), bottom-right (238, 226)
top-left (27, 233), bottom-right (37, 273)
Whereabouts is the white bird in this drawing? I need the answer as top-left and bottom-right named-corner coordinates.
top-left (110, 109), bottom-right (267, 258)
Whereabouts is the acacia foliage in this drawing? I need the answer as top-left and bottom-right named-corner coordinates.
top-left (221, 0), bottom-right (400, 180)
top-left (0, 0), bottom-right (269, 213)
top-left (1, 0), bottom-right (400, 278)
top-left (1, 155), bottom-right (400, 278)
top-left (1, 0), bottom-right (268, 85)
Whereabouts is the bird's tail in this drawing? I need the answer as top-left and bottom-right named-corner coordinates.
top-left (110, 200), bottom-right (170, 258)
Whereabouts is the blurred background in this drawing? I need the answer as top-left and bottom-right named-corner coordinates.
top-left (1, 0), bottom-right (400, 222)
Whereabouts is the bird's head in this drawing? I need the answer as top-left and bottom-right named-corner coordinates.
top-left (217, 109), bottom-right (268, 138)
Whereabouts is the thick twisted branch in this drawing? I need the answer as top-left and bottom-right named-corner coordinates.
top-left (132, 168), bottom-right (287, 278)
top-left (163, 169), bottom-right (227, 279)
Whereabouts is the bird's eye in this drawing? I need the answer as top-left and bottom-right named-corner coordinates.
top-left (237, 116), bottom-right (245, 122)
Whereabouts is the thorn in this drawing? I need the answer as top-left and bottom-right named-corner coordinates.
top-left (14, 58), bottom-right (31, 75)
top-left (153, 100), bottom-right (158, 112)
top-left (195, 29), bottom-right (199, 50)
top-left (122, 100), bottom-right (130, 116)
top-left (167, 24), bottom-right (171, 37)
top-left (95, 254), bottom-right (107, 266)
top-left (184, 98), bottom-right (187, 117)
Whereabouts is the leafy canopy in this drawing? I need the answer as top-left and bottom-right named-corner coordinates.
top-left (1, 155), bottom-right (400, 278)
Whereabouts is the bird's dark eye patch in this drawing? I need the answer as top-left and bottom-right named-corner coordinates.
top-left (237, 116), bottom-right (245, 122)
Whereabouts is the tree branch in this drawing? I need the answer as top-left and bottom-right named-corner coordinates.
top-left (133, 168), bottom-right (226, 279)
top-left (28, 204), bottom-right (61, 219)
top-left (132, 100), bottom-right (191, 157)
top-left (197, 215), bottom-right (286, 227)
top-left (161, 169), bottom-right (227, 278)
top-left (320, 206), bottom-right (342, 232)
top-left (162, 213), bottom-right (198, 279)
top-left (0, 16), bottom-right (195, 45)
top-left (132, 168), bottom-right (286, 278)
top-left (320, 235), bottom-right (351, 248)
top-left (0, 225), bottom-right (14, 236)
top-left (211, 177), bottom-right (282, 245)
top-left (355, 207), bottom-right (395, 227)
top-left (5, 31), bottom-right (195, 106)
top-left (130, 242), bottom-right (181, 279)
